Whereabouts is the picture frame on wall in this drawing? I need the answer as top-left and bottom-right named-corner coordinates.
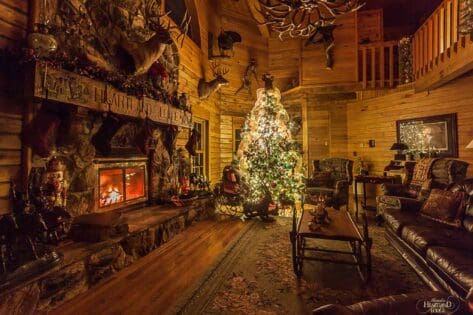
top-left (396, 113), bottom-right (458, 158)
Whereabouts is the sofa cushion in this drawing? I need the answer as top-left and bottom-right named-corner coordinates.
top-left (426, 246), bottom-right (473, 293)
top-left (401, 224), bottom-right (473, 256)
top-left (383, 210), bottom-right (417, 235)
top-left (420, 189), bottom-right (465, 228)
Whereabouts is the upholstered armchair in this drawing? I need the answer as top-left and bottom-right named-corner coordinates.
top-left (306, 158), bottom-right (353, 210)
top-left (376, 158), bottom-right (469, 217)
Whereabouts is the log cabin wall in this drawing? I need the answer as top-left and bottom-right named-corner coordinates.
top-left (282, 91), bottom-right (350, 176)
top-left (176, 0), bottom-right (223, 186)
top-left (0, 0), bottom-right (28, 215)
top-left (268, 12), bottom-right (359, 91)
top-left (347, 73), bottom-right (473, 180)
top-left (214, 0), bottom-right (270, 172)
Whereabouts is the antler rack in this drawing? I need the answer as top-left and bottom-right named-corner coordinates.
top-left (257, 0), bottom-right (365, 39)
top-left (210, 61), bottom-right (230, 77)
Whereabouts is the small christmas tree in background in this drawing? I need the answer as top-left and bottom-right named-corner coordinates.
top-left (237, 75), bottom-right (305, 213)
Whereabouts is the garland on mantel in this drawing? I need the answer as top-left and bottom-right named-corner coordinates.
top-left (0, 48), bottom-right (180, 106)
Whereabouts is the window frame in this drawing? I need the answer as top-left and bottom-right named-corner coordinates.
top-left (191, 117), bottom-right (209, 178)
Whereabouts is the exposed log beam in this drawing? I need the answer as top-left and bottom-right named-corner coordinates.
top-left (246, 0), bottom-right (270, 38)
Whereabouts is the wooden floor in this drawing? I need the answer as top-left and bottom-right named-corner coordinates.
top-left (51, 219), bottom-right (246, 315)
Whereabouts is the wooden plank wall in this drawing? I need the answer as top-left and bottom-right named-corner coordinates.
top-left (0, 0), bottom-right (28, 214)
top-left (283, 92), bottom-right (349, 175)
top-left (219, 115), bottom-right (245, 172)
top-left (301, 13), bottom-right (358, 87)
top-left (267, 12), bottom-right (359, 92)
top-left (217, 0), bottom-right (269, 115)
top-left (347, 74), bottom-right (473, 179)
top-left (177, 0), bottom-right (223, 185)
top-left (268, 38), bottom-right (301, 91)
top-left (357, 9), bottom-right (384, 44)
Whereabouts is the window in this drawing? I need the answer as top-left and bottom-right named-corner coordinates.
top-left (191, 118), bottom-right (208, 177)
top-left (234, 128), bottom-right (242, 154)
top-left (165, 0), bottom-right (201, 47)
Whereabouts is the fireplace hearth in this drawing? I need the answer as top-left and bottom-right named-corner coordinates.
top-left (94, 158), bottom-right (148, 212)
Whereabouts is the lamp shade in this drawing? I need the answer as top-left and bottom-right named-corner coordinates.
top-left (467, 139), bottom-right (473, 149)
top-left (390, 143), bottom-right (409, 151)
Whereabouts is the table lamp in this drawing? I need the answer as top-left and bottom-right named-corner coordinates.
top-left (390, 143), bottom-right (409, 161)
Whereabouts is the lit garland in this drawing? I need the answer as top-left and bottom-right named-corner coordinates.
top-left (237, 88), bottom-right (305, 205)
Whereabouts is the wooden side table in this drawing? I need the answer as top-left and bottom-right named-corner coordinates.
top-left (354, 175), bottom-right (401, 220)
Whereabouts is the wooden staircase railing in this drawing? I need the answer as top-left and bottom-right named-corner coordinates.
top-left (413, 0), bottom-right (473, 90)
top-left (358, 40), bottom-right (399, 90)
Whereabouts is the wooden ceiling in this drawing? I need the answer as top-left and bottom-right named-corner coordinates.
top-left (219, 0), bottom-right (444, 39)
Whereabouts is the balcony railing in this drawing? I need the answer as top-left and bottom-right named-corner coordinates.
top-left (413, 0), bottom-right (473, 90)
top-left (358, 40), bottom-right (399, 90)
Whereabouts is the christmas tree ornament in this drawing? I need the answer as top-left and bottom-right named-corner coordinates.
top-left (237, 87), bottom-right (305, 211)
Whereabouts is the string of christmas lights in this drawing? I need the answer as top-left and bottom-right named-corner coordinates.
top-left (237, 88), bottom-right (305, 206)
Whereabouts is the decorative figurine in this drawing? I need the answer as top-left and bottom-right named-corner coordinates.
top-left (42, 156), bottom-right (68, 209)
top-left (180, 176), bottom-right (190, 196)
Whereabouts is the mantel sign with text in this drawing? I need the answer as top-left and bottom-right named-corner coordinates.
top-left (32, 63), bottom-right (192, 128)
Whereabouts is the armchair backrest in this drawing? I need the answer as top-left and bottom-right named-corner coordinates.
top-left (313, 158), bottom-right (353, 186)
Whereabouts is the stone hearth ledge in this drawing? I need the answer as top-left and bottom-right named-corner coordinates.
top-left (0, 197), bottom-right (214, 314)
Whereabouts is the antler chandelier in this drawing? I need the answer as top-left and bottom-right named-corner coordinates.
top-left (257, 0), bottom-right (365, 39)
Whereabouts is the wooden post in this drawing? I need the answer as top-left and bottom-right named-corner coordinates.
top-left (440, 6), bottom-right (445, 57)
top-left (389, 45), bottom-right (394, 87)
top-left (446, 0), bottom-right (452, 56)
top-left (28, 0), bottom-right (40, 31)
top-left (428, 19), bottom-right (433, 68)
top-left (21, 0), bottom-right (41, 190)
top-left (433, 12), bottom-right (439, 64)
top-left (362, 48), bottom-right (367, 90)
top-left (371, 47), bottom-right (376, 88)
top-left (380, 45), bottom-right (385, 88)
top-left (452, 0), bottom-right (459, 53)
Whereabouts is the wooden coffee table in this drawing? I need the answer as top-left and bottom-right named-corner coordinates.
top-left (290, 205), bottom-right (372, 283)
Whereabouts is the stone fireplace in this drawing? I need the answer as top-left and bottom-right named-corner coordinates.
top-left (94, 158), bottom-right (148, 213)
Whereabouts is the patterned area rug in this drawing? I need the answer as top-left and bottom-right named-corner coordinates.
top-left (176, 217), bottom-right (427, 315)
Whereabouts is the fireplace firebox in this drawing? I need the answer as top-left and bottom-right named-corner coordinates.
top-left (94, 158), bottom-right (148, 212)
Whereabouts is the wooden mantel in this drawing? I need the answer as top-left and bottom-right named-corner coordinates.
top-left (31, 63), bottom-right (193, 128)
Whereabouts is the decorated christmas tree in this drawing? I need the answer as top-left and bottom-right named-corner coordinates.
top-left (237, 75), bottom-right (305, 212)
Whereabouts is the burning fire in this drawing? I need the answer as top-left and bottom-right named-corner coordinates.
top-left (100, 186), bottom-right (124, 207)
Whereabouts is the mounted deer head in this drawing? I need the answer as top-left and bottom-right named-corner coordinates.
top-left (198, 62), bottom-right (230, 100)
top-left (62, 0), bottom-right (191, 75)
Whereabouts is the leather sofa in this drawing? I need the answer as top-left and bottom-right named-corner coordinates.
top-left (382, 178), bottom-right (473, 299)
top-left (306, 158), bottom-right (353, 210)
top-left (312, 291), bottom-right (470, 314)
top-left (377, 158), bottom-right (469, 220)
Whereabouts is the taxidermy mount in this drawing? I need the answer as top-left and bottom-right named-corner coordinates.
top-left (198, 62), bottom-right (230, 100)
top-left (208, 30), bottom-right (242, 59)
top-left (305, 24), bottom-right (337, 70)
top-left (235, 58), bottom-right (258, 96)
top-left (47, 0), bottom-right (189, 75)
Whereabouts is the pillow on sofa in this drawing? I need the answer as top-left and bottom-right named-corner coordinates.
top-left (420, 189), bottom-right (466, 228)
